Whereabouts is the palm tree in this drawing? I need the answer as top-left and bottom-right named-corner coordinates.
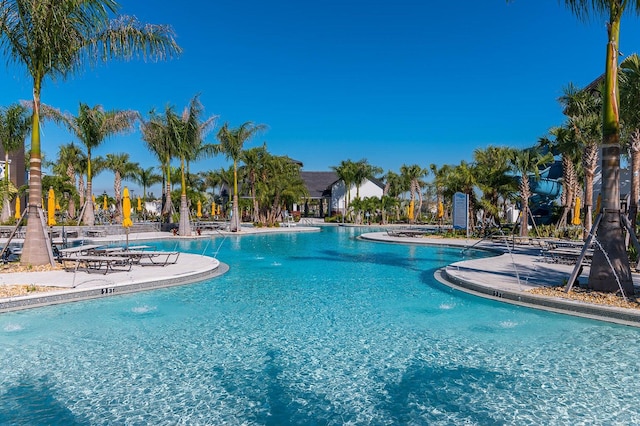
top-left (556, 0), bottom-right (639, 294)
top-left (558, 82), bottom-right (602, 238)
top-left (241, 144), bottom-right (269, 223)
top-left (51, 104), bottom-right (139, 226)
top-left (132, 166), bottom-right (162, 202)
top-left (104, 153), bottom-right (138, 223)
top-left (215, 122), bottom-right (267, 232)
top-left (350, 159), bottom-right (382, 224)
top-left (331, 160), bottom-right (358, 222)
top-left (538, 126), bottom-right (582, 229)
top-left (53, 142), bottom-right (85, 219)
top-left (0, 0), bottom-right (181, 265)
top-left (0, 104), bottom-right (29, 222)
top-left (620, 54), bottom-right (640, 231)
top-left (141, 110), bottom-right (174, 222)
top-left (400, 164), bottom-right (428, 224)
top-left (473, 146), bottom-right (516, 229)
top-left (509, 148), bottom-right (554, 237)
top-left (166, 96), bottom-right (217, 236)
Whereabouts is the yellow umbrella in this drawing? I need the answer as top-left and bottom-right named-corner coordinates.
top-left (47, 187), bottom-right (56, 226)
top-left (103, 194), bottom-right (108, 211)
top-left (408, 200), bottom-right (415, 221)
top-left (14, 197), bottom-right (20, 220)
top-left (122, 187), bottom-right (133, 228)
top-left (92, 194), bottom-right (96, 209)
top-left (572, 197), bottom-right (581, 226)
top-left (437, 201), bottom-right (444, 219)
top-left (197, 200), bottom-right (202, 218)
top-left (137, 196), bottom-right (142, 212)
top-left (217, 204), bottom-right (221, 216)
top-left (212, 203), bottom-right (216, 216)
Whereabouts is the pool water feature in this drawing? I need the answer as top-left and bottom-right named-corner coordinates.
top-left (1, 226), bottom-right (639, 424)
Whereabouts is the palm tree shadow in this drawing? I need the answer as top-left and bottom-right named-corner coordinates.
top-left (0, 375), bottom-right (90, 425)
top-left (377, 359), bottom-right (506, 425)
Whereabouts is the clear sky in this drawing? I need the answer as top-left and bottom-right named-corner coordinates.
top-left (3, 1), bottom-right (640, 197)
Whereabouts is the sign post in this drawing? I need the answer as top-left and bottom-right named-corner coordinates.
top-left (452, 192), bottom-right (469, 238)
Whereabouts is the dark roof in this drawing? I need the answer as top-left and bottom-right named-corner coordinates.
top-left (300, 171), bottom-right (338, 199)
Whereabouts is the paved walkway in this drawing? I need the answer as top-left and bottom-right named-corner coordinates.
top-left (360, 232), bottom-right (640, 327)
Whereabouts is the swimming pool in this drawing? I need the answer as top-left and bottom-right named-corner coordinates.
top-left (1, 226), bottom-right (638, 424)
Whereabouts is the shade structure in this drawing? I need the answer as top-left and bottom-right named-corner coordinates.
top-left (122, 187), bottom-right (133, 228)
top-left (137, 196), bottom-right (142, 212)
top-left (197, 200), bottom-right (202, 218)
top-left (47, 187), bottom-right (56, 226)
top-left (437, 201), bottom-right (444, 219)
top-left (572, 197), bottom-right (581, 226)
top-left (103, 194), bottom-right (108, 211)
top-left (14, 197), bottom-right (20, 220)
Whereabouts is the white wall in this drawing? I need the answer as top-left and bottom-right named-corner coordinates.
top-left (330, 179), bottom-right (383, 214)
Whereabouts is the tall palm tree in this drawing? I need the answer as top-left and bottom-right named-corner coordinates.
top-left (51, 104), bottom-right (139, 226)
top-left (104, 152), bottom-right (138, 223)
top-left (0, 0), bottom-right (181, 265)
top-left (167, 96), bottom-right (217, 236)
top-left (557, 0), bottom-right (640, 293)
top-left (0, 104), bottom-right (29, 222)
top-left (141, 110), bottom-right (174, 222)
top-left (509, 148), bottom-right (554, 237)
top-left (215, 122), bottom-right (267, 232)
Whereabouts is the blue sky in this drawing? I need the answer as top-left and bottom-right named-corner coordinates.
top-left (3, 1), bottom-right (640, 197)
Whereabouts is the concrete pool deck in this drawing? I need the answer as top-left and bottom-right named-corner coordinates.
top-left (2, 224), bottom-right (640, 327)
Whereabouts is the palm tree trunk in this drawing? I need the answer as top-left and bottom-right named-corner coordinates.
top-left (588, 13), bottom-right (634, 295)
top-left (231, 161), bottom-right (240, 232)
top-left (629, 131), bottom-right (640, 231)
top-left (21, 81), bottom-right (52, 266)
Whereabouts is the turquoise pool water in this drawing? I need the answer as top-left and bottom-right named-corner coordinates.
top-left (1, 226), bottom-right (639, 425)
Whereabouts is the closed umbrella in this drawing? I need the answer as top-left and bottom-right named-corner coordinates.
top-left (122, 187), bottom-right (133, 248)
top-left (437, 201), bottom-right (444, 219)
top-left (103, 194), bottom-right (108, 211)
top-left (47, 187), bottom-right (56, 226)
top-left (14, 197), bottom-right (20, 220)
top-left (212, 203), bottom-right (215, 216)
top-left (408, 200), bottom-right (415, 222)
top-left (572, 197), bottom-right (581, 226)
top-left (197, 200), bottom-right (202, 218)
top-left (137, 196), bottom-right (142, 212)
